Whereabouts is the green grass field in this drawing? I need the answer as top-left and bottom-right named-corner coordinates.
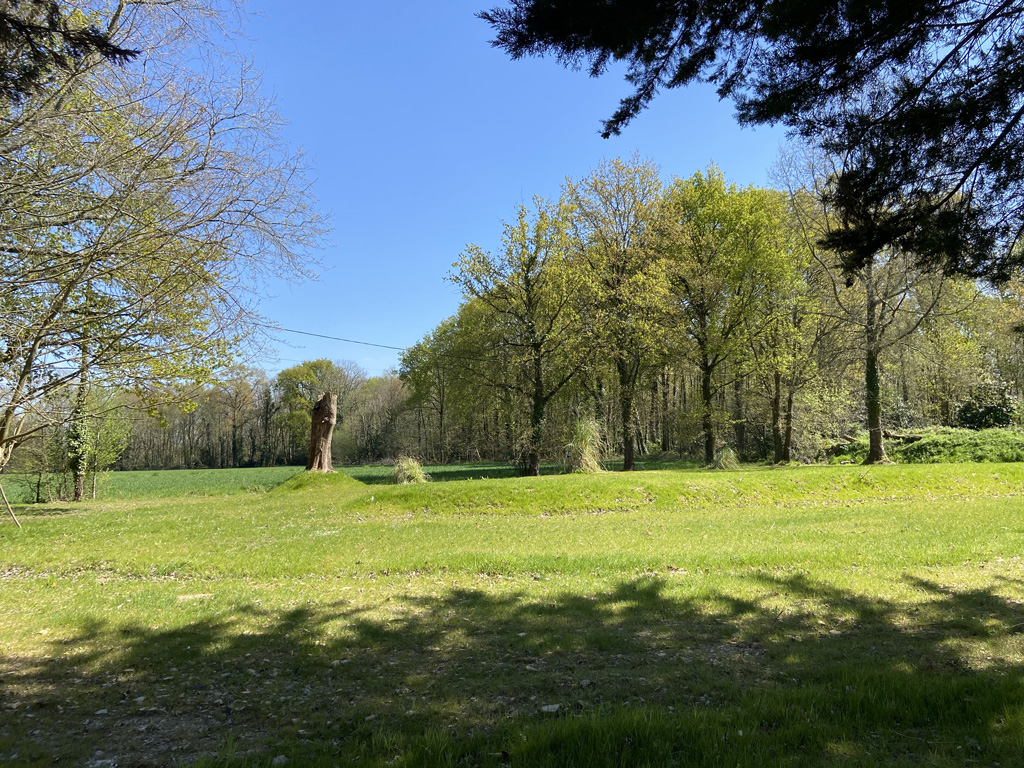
top-left (1, 458), bottom-right (694, 502)
top-left (1, 466), bottom-right (306, 503)
top-left (1, 463), bottom-right (1022, 766)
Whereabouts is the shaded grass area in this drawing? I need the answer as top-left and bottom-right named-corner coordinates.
top-left (2, 569), bottom-right (1022, 767)
top-left (0, 464), bottom-right (1023, 766)
top-left (341, 461), bottom-right (558, 484)
top-left (340, 458), bottom-right (704, 485)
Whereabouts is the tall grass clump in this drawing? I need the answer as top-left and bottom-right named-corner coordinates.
top-left (564, 416), bottom-right (605, 474)
top-left (393, 456), bottom-right (429, 484)
top-left (712, 446), bottom-right (739, 470)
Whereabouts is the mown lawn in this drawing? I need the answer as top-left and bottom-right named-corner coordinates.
top-left (1, 463), bottom-right (1022, 767)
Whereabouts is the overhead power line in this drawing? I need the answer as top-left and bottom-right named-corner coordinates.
top-left (264, 323), bottom-right (503, 366)
top-left (270, 325), bottom-right (407, 352)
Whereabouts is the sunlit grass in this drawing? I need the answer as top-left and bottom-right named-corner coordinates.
top-left (1, 465), bottom-right (305, 503)
top-left (1, 462), bottom-right (1022, 766)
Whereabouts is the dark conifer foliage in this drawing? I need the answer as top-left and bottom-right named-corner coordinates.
top-left (480, 0), bottom-right (1024, 280)
top-left (0, 0), bottom-right (138, 103)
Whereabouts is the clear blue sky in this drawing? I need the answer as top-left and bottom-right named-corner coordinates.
top-left (244, 1), bottom-right (787, 377)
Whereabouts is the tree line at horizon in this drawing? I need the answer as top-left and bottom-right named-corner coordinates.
top-left (4, 1), bottom-right (1024, 495)
top-left (401, 155), bottom-right (1024, 474)
top-left (10, 155), bottom-right (1024, 496)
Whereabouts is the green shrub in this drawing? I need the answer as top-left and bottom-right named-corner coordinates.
top-left (826, 435), bottom-right (868, 464)
top-left (393, 456), bottom-right (429, 484)
top-left (956, 381), bottom-right (1018, 430)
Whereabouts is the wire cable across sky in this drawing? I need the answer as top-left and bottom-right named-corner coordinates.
top-left (271, 326), bottom-right (407, 352)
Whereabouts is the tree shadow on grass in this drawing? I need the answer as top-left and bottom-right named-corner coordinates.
top-left (346, 459), bottom-right (706, 486)
top-left (3, 504), bottom-right (80, 519)
top-left (1, 572), bottom-right (1022, 766)
top-left (346, 463), bottom-right (562, 486)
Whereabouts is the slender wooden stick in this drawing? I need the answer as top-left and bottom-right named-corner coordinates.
top-left (0, 481), bottom-right (22, 529)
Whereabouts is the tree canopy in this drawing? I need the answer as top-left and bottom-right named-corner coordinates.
top-left (0, 0), bottom-right (326, 473)
top-left (479, 0), bottom-right (1024, 280)
top-left (0, 0), bottom-right (138, 103)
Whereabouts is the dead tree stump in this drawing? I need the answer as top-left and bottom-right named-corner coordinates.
top-left (306, 392), bottom-right (337, 472)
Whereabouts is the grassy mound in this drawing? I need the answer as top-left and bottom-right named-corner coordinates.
top-left (898, 427), bottom-right (1024, 463)
top-left (272, 468), bottom-right (368, 494)
top-left (829, 427), bottom-right (1024, 464)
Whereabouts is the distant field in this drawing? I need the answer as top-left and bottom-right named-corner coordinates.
top-left (0, 465), bottom-right (306, 503)
top-left (1, 462), bottom-right (1023, 767)
top-left (2, 459), bottom-right (704, 502)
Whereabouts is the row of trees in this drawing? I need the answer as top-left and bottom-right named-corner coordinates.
top-left (399, 156), bottom-right (1024, 473)
top-left (117, 359), bottom-right (411, 471)
top-left (470, 1), bottom-right (1024, 471)
top-left (8, 152), bottom-right (1024, 490)
top-left (6, 359), bottom-right (410, 486)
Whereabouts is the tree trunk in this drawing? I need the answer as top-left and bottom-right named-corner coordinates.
top-left (634, 414), bottom-right (648, 457)
top-left (863, 260), bottom-right (888, 464)
top-left (306, 392), bottom-right (337, 472)
top-left (525, 348), bottom-right (545, 477)
top-left (617, 358), bottom-right (637, 471)
top-left (660, 367), bottom-right (671, 452)
top-left (864, 344), bottom-right (887, 463)
top-left (771, 371), bottom-right (784, 463)
top-left (733, 376), bottom-right (746, 457)
top-left (69, 348), bottom-right (89, 502)
top-left (701, 360), bottom-right (715, 465)
top-left (593, 373), bottom-right (605, 422)
top-left (70, 446), bottom-right (87, 500)
top-left (436, 390), bottom-right (446, 463)
top-left (783, 387), bottom-right (795, 462)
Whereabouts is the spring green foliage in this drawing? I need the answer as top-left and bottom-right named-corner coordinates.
top-left (402, 157), bottom-right (1024, 472)
top-left (451, 199), bottom-right (586, 476)
top-left (1, 463), bottom-right (1024, 766)
top-left (662, 167), bottom-right (796, 463)
top-left (565, 156), bottom-right (669, 470)
top-left (0, 0), bottom-right (324, 476)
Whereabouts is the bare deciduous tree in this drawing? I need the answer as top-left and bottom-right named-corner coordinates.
top-left (0, 0), bottom-right (327, 475)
